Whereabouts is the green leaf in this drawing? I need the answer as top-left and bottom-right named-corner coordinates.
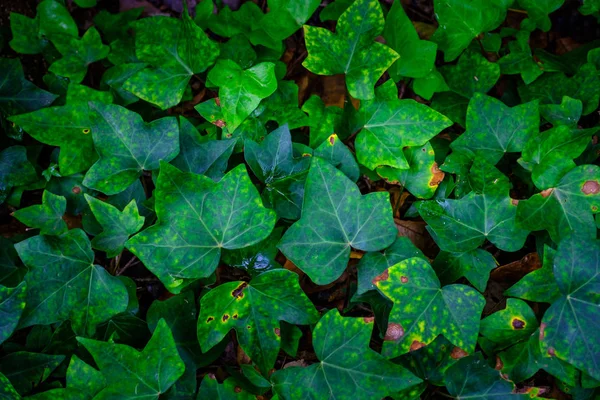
top-left (356, 236), bottom-right (425, 295)
top-left (271, 309), bottom-right (422, 399)
top-left (9, 13), bottom-right (45, 54)
top-left (515, 165), bottom-right (600, 242)
top-left (351, 81), bottom-right (452, 170)
top-left (539, 235), bottom-right (600, 380)
top-left (126, 163), bottom-right (276, 293)
top-left (14, 229), bottom-right (129, 336)
top-left (0, 58), bottom-right (57, 117)
top-left (505, 246), bottom-right (561, 303)
top-left (278, 157), bottom-right (397, 285)
top-left (383, 0), bottom-right (437, 80)
top-left (418, 162), bottom-right (529, 253)
top-left (0, 238), bottom-right (26, 287)
top-left (198, 375), bottom-right (255, 399)
top-left (94, 8), bottom-right (143, 43)
top-left (498, 30), bottom-right (544, 84)
top-left (101, 63), bottom-right (146, 106)
top-left (480, 298), bottom-right (538, 349)
top-left (0, 281), bottom-right (26, 345)
top-left (375, 257), bottom-right (485, 357)
top-left (38, 0), bottom-right (78, 38)
top-left (540, 96), bottom-right (582, 127)
top-left (313, 134), bottom-right (360, 182)
top-left (84, 195), bottom-right (144, 258)
top-left (301, 95), bottom-right (342, 149)
top-left (123, 8), bottom-right (219, 109)
top-left (257, 80), bottom-right (309, 129)
top-left (376, 142), bottom-right (443, 199)
top-left (49, 27), bottom-right (109, 83)
top-left (82, 102), bottom-right (180, 195)
top-left (516, 0), bottom-right (564, 32)
top-left (0, 352), bottom-right (65, 395)
top-left (12, 191), bottom-right (67, 235)
top-left (0, 372), bottom-right (19, 399)
top-left (320, 0), bottom-right (354, 21)
top-left (451, 93), bottom-right (539, 165)
top-left (0, 146), bottom-right (37, 205)
top-left (206, 60), bottom-right (277, 132)
top-left (245, 124), bottom-right (310, 220)
top-left (440, 50), bottom-right (501, 98)
top-left (77, 319), bottom-right (185, 399)
top-left (430, 92), bottom-right (469, 127)
top-left (444, 353), bottom-right (525, 399)
top-left (432, 249), bottom-right (497, 293)
top-left (302, 0), bottom-right (399, 100)
top-left (580, 0), bottom-right (600, 14)
top-left (432, 0), bottom-right (508, 62)
top-left (198, 269), bottom-right (318, 373)
top-left (222, 227), bottom-right (283, 278)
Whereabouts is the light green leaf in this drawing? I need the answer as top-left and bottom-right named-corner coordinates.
top-left (13, 191), bottom-right (67, 235)
top-left (516, 0), bottom-right (564, 31)
top-left (375, 258), bottom-right (485, 357)
top-left (540, 96), bottom-right (582, 127)
top-left (278, 157), bottom-right (397, 285)
top-left (302, 0), bottom-right (399, 100)
top-left (126, 163), bottom-right (276, 293)
top-left (480, 298), bottom-right (538, 349)
top-left (302, 95), bottom-right (342, 149)
top-left (313, 133), bottom-right (360, 182)
top-left (498, 30), bottom-right (544, 84)
top-left (0, 372), bottom-right (19, 399)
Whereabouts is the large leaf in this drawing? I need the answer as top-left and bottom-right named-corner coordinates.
top-left (127, 162), bottom-right (276, 293)
top-left (14, 229), bottom-right (129, 336)
top-left (302, 0), bottom-right (399, 100)
top-left (198, 269), bottom-right (318, 373)
top-left (538, 235), bottom-right (600, 380)
top-left (516, 164), bottom-right (600, 242)
top-left (77, 319), bottom-right (185, 399)
top-left (451, 93), bottom-right (539, 165)
top-left (351, 81), bottom-right (452, 170)
top-left (271, 309), bottom-right (422, 399)
top-left (0, 281), bottom-right (27, 345)
top-left (0, 352), bottom-right (65, 396)
top-left (83, 102), bottom-right (179, 195)
top-left (278, 157), bottom-right (397, 285)
top-left (375, 258), bottom-right (485, 357)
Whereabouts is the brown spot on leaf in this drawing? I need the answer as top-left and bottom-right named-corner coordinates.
top-left (234, 387), bottom-right (242, 393)
top-left (328, 134), bottom-right (336, 145)
top-left (222, 314), bottom-right (229, 322)
top-left (511, 199), bottom-right (519, 206)
top-left (232, 314), bottom-right (238, 319)
top-left (400, 276), bottom-right (409, 283)
top-left (384, 323), bottom-right (404, 341)
top-left (302, 153), bottom-right (312, 157)
top-left (410, 340), bottom-right (426, 351)
top-left (274, 328), bottom-right (281, 337)
top-left (540, 188), bottom-right (554, 198)
top-left (82, 128), bottom-right (90, 134)
top-left (548, 347), bottom-right (556, 356)
top-left (450, 347), bottom-right (468, 359)
top-left (215, 120), bottom-right (226, 128)
top-left (539, 323), bottom-right (547, 340)
top-left (429, 163), bottom-right (445, 187)
top-left (512, 318), bottom-right (525, 330)
top-left (206, 316), bottom-right (214, 323)
top-left (72, 186), bottom-right (81, 194)
top-left (495, 356), bottom-right (504, 370)
top-left (215, 97), bottom-right (221, 107)
top-left (363, 316), bottom-right (374, 324)
top-left (582, 180), bottom-right (600, 195)
top-left (232, 282), bottom-right (248, 298)
top-left (247, 325), bottom-right (251, 330)
top-left (372, 269), bottom-right (389, 285)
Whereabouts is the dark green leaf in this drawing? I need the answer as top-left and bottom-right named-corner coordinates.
top-left (0, 146), bottom-right (37, 205)
top-left (0, 352), bottom-right (65, 395)
top-left (432, 249), bottom-right (497, 293)
top-left (13, 191), bottom-right (67, 235)
top-left (0, 281), bottom-right (26, 345)
top-left (440, 50), bottom-right (501, 98)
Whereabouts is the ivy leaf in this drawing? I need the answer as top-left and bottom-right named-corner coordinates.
top-left (123, 8), bottom-right (219, 109)
top-left (101, 63), bottom-right (146, 106)
top-left (0, 372), bottom-right (19, 399)
top-left (313, 134), bottom-right (360, 182)
top-left (12, 191), bottom-right (67, 235)
top-left (451, 93), bottom-right (539, 165)
top-left (221, 227), bottom-right (283, 278)
top-left (245, 124), bottom-right (310, 220)
top-left (126, 163), bottom-right (276, 293)
top-left (432, 249), bottom-right (497, 293)
top-left (498, 30), bottom-right (545, 84)
top-left (83, 102), bottom-right (180, 195)
top-left (48, 27), bottom-right (109, 83)
top-left (301, 95), bottom-right (342, 148)
top-left (0, 58), bottom-right (57, 117)
top-left (440, 50), bottom-right (501, 98)
top-left (0, 282), bottom-right (26, 345)
top-left (278, 157), bottom-right (397, 285)
top-left (515, 165), bottom-right (600, 242)
top-left (271, 309), bottom-right (422, 399)
top-left (0, 352), bottom-right (65, 396)
top-left (516, 0), bottom-right (565, 32)
top-left (479, 298), bottom-right (538, 350)
top-left (94, 7), bottom-right (143, 43)
top-left (444, 353), bottom-right (525, 399)
top-left (302, 0), bottom-right (399, 100)
top-left (351, 81), bottom-right (452, 170)
top-left (84, 195), bottom-right (144, 258)
top-left (0, 146), bottom-right (37, 205)
top-left (432, 0), bottom-right (508, 62)
top-left (377, 142), bottom-right (444, 199)
top-left (540, 96), bottom-right (582, 127)
top-left (505, 246), bottom-right (561, 304)
top-left (77, 319), bottom-right (185, 399)
top-left (198, 376), bottom-right (255, 399)
top-left (375, 258), bottom-right (485, 357)
top-left (580, 0), bottom-right (600, 14)
top-left (356, 236), bottom-right (426, 295)
top-left (417, 161), bottom-right (529, 253)
top-left (207, 60), bottom-right (277, 132)
top-left (0, 238), bottom-right (26, 287)
top-left (383, 0), bottom-right (437, 80)
top-left (14, 229), bottom-right (129, 336)
top-left (539, 235), bottom-right (600, 380)
top-left (257, 81), bottom-right (309, 129)
top-left (198, 269), bottom-right (318, 373)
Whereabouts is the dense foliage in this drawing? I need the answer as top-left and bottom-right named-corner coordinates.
top-left (1, 0), bottom-right (600, 398)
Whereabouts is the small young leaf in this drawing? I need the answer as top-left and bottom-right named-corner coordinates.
top-left (479, 298), bottom-right (538, 348)
top-left (13, 191), bottom-right (67, 235)
top-left (440, 50), bottom-right (501, 98)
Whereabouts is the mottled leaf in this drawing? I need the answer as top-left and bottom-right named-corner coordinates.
top-left (0, 282), bottom-right (26, 345)
top-left (13, 191), bottom-right (67, 235)
top-left (440, 50), bottom-right (500, 98)
top-left (432, 249), bottom-right (497, 293)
